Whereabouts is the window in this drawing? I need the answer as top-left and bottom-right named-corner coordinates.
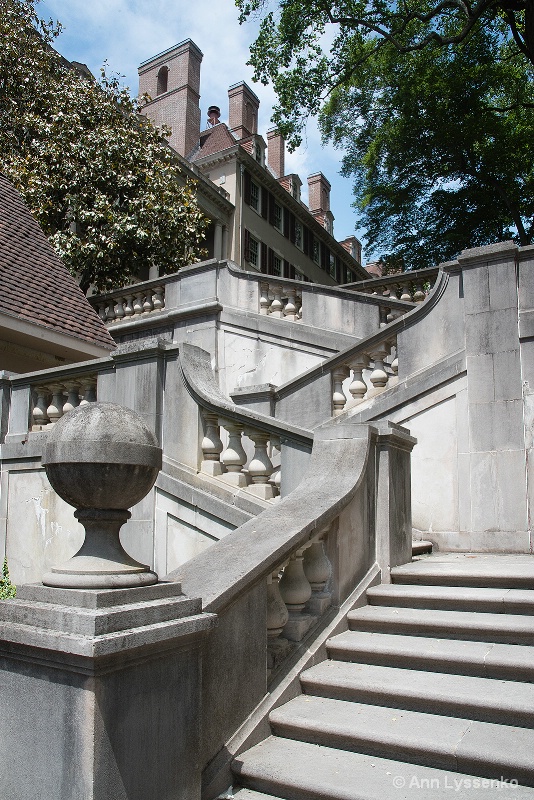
top-left (313, 239), bottom-right (320, 264)
top-left (274, 203), bottom-right (283, 231)
top-left (249, 236), bottom-right (259, 268)
top-left (291, 180), bottom-right (299, 201)
top-left (250, 181), bottom-right (260, 212)
top-left (294, 269), bottom-right (304, 281)
top-left (329, 253), bottom-right (336, 280)
top-left (294, 221), bottom-right (303, 250)
top-left (157, 66), bottom-right (168, 96)
top-left (255, 143), bottom-right (262, 164)
top-left (272, 255), bottom-right (282, 276)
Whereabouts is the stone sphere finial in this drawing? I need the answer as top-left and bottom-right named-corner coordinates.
top-left (42, 402), bottom-right (162, 589)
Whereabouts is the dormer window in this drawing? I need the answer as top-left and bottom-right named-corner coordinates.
top-left (255, 142), bottom-right (262, 164)
top-left (156, 66), bottom-right (169, 96)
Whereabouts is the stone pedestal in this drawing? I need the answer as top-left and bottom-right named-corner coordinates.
top-left (0, 581), bottom-right (216, 800)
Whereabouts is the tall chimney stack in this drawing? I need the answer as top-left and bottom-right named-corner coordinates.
top-left (138, 39), bottom-right (203, 157)
top-left (266, 128), bottom-right (285, 178)
top-left (228, 81), bottom-right (260, 140)
top-left (307, 172), bottom-right (334, 232)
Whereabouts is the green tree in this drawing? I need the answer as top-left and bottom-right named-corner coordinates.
top-left (0, 0), bottom-right (208, 293)
top-left (237, 1), bottom-right (534, 267)
top-left (324, 29), bottom-right (534, 268)
top-left (0, 558), bottom-right (16, 600)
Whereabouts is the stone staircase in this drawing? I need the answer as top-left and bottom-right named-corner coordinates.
top-left (230, 554), bottom-right (534, 799)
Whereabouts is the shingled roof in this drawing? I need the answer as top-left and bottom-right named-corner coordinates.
top-left (190, 123), bottom-right (237, 162)
top-left (0, 174), bottom-right (115, 351)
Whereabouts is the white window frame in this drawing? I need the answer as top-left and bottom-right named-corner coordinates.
top-left (250, 180), bottom-right (260, 212)
top-left (249, 235), bottom-right (259, 268)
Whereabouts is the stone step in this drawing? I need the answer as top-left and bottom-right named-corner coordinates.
top-left (326, 630), bottom-right (534, 681)
top-left (232, 737), bottom-right (533, 799)
top-left (412, 540), bottom-right (433, 556)
top-left (366, 583), bottom-right (534, 614)
top-left (300, 661), bottom-right (534, 726)
top-left (232, 791), bottom-right (284, 800)
top-left (347, 605), bottom-right (534, 644)
top-left (269, 695), bottom-right (534, 785)
top-left (391, 554), bottom-right (534, 589)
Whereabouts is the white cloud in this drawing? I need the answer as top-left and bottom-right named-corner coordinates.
top-left (38, 0), bottom-right (367, 252)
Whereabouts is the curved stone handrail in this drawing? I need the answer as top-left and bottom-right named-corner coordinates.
top-left (167, 422), bottom-right (376, 613)
top-left (273, 266), bottom-right (449, 401)
top-left (179, 343), bottom-right (314, 446)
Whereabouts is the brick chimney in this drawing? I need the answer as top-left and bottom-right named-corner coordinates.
top-left (266, 128), bottom-right (285, 178)
top-left (138, 39), bottom-right (202, 157)
top-left (307, 172), bottom-right (334, 233)
top-left (339, 236), bottom-right (362, 264)
top-left (228, 82), bottom-right (260, 140)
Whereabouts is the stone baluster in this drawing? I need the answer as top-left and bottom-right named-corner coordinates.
top-left (399, 282), bottom-right (413, 302)
top-left (245, 429), bottom-right (275, 499)
top-left (123, 294), bottom-right (134, 317)
top-left (413, 281), bottom-right (426, 302)
top-left (389, 284), bottom-right (401, 300)
top-left (200, 412), bottom-right (223, 476)
top-left (379, 306), bottom-right (388, 327)
top-left (46, 384), bottom-right (65, 426)
top-left (79, 377), bottom-right (97, 405)
top-left (266, 570), bottom-right (291, 674)
top-left (133, 292), bottom-right (144, 315)
top-left (347, 355), bottom-right (369, 405)
top-left (153, 286), bottom-right (165, 311)
top-left (105, 301), bottom-right (116, 322)
top-left (97, 302), bottom-right (107, 322)
top-left (62, 381), bottom-right (81, 414)
top-left (303, 531), bottom-right (333, 616)
top-left (332, 366), bottom-right (349, 416)
top-left (368, 345), bottom-right (391, 395)
top-left (143, 292), bottom-right (154, 313)
top-left (220, 420), bottom-right (248, 487)
top-left (259, 282), bottom-right (270, 315)
top-left (279, 550), bottom-right (313, 641)
top-left (269, 285), bottom-right (284, 318)
top-left (114, 296), bottom-right (125, 320)
top-left (32, 387), bottom-right (50, 429)
top-left (283, 287), bottom-right (298, 321)
top-left (294, 293), bottom-right (302, 321)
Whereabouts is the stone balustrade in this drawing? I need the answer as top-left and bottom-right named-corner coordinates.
top-left (267, 524), bottom-right (333, 678)
top-left (31, 375), bottom-right (97, 430)
top-left (348, 266), bottom-right (439, 304)
top-left (200, 411), bottom-right (281, 501)
top-left (259, 281), bottom-right (302, 322)
top-left (91, 284), bottom-right (165, 325)
top-left (332, 335), bottom-right (398, 415)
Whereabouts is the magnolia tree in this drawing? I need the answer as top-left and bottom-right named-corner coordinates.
top-left (0, 0), bottom-right (208, 293)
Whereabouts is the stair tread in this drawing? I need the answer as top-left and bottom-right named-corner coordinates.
top-left (232, 791), bottom-right (284, 800)
top-left (269, 695), bottom-right (534, 777)
top-left (300, 661), bottom-right (534, 724)
top-left (366, 584), bottom-right (534, 613)
top-left (347, 605), bottom-right (534, 641)
top-left (233, 737), bottom-right (534, 799)
top-left (327, 630), bottom-right (534, 679)
top-left (391, 553), bottom-right (534, 588)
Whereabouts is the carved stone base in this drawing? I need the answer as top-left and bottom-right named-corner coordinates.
top-left (220, 471), bottom-right (247, 488)
top-left (306, 591), bottom-right (332, 617)
top-left (283, 612), bottom-right (313, 642)
top-left (246, 483), bottom-right (275, 500)
top-left (201, 460), bottom-right (223, 477)
top-left (267, 635), bottom-right (292, 671)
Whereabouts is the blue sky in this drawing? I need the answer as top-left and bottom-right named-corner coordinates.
top-left (37, 0), bottom-right (371, 261)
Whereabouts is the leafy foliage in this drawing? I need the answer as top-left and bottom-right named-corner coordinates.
top-left (0, 558), bottom-right (16, 600)
top-left (1, 0), bottom-right (208, 293)
top-left (237, 0), bottom-right (534, 267)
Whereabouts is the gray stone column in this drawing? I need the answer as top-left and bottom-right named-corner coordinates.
top-left (518, 245), bottom-right (534, 547)
top-left (458, 242), bottom-right (528, 551)
top-left (375, 421), bottom-right (417, 581)
top-left (0, 581), bottom-right (216, 800)
top-left (214, 221), bottom-right (223, 260)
